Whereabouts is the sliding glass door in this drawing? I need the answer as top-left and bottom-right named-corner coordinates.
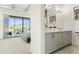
top-left (8, 17), bottom-right (15, 37)
top-left (15, 17), bottom-right (22, 36)
top-left (7, 16), bottom-right (30, 38)
top-left (23, 18), bottom-right (30, 32)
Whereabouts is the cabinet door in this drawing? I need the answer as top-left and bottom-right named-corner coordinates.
top-left (56, 32), bottom-right (67, 48)
top-left (55, 32), bottom-right (62, 49)
top-left (45, 33), bottom-right (57, 53)
top-left (60, 32), bottom-right (72, 47)
top-left (66, 31), bottom-right (72, 44)
top-left (61, 32), bottom-right (67, 46)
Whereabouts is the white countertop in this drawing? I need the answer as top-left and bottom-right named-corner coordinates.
top-left (45, 28), bottom-right (72, 33)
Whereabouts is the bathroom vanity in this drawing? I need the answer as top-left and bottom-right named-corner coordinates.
top-left (45, 31), bottom-right (72, 54)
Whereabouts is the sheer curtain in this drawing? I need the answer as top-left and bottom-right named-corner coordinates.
top-left (3, 14), bottom-right (9, 39)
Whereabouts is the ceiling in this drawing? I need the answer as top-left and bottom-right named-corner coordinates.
top-left (0, 4), bottom-right (64, 14)
top-left (0, 4), bottom-right (30, 11)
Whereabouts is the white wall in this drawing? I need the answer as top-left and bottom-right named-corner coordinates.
top-left (56, 10), bottom-right (63, 29)
top-left (73, 5), bottom-right (79, 32)
top-left (0, 13), bottom-right (4, 39)
top-left (72, 4), bottom-right (79, 46)
top-left (62, 5), bottom-right (74, 31)
top-left (55, 5), bottom-right (79, 45)
top-left (30, 5), bottom-right (45, 54)
top-left (75, 20), bottom-right (79, 32)
top-left (62, 5), bottom-right (76, 45)
top-left (56, 5), bottom-right (74, 31)
top-left (0, 7), bottom-right (30, 39)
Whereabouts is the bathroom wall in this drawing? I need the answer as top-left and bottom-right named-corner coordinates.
top-left (62, 5), bottom-right (74, 31)
top-left (72, 4), bottom-right (79, 46)
top-left (56, 6), bottom-right (63, 29)
top-left (56, 5), bottom-right (74, 31)
top-left (75, 20), bottom-right (79, 32)
top-left (62, 5), bottom-right (75, 45)
top-left (73, 4), bottom-right (79, 32)
top-left (56, 4), bottom-right (79, 45)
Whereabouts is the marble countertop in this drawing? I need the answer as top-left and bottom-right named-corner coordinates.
top-left (45, 30), bottom-right (72, 33)
top-left (45, 28), bottom-right (72, 33)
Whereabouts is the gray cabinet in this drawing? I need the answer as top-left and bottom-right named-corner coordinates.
top-left (45, 31), bottom-right (72, 54)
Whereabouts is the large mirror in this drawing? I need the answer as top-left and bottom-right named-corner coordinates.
top-left (73, 6), bottom-right (79, 20)
top-left (45, 4), bottom-right (56, 28)
top-left (74, 6), bottom-right (79, 32)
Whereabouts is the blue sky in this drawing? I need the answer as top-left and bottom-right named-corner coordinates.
top-left (9, 17), bottom-right (30, 25)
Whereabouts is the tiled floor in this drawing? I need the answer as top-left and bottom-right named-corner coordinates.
top-left (0, 37), bottom-right (31, 54)
top-left (1, 37), bottom-right (79, 54)
top-left (53, 44), bottom-right (79, 54)
top-left (53, 33), bottom-right (79, 54)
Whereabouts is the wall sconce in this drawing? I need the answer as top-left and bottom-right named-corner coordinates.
top-left (56, 8), bottom-right (64, 13)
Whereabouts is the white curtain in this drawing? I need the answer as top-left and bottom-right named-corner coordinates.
top-left (3, 14), bottom-right (9, 39)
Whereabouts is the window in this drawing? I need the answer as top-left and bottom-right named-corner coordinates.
top-left (15, 17), bottom-right (22, 36)
top-left (8, 17), bottom-right (15, 37)
top-left (23, 18), bottom-right (30, 32)
top-left (8, 16), bottom-right (30, 37)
